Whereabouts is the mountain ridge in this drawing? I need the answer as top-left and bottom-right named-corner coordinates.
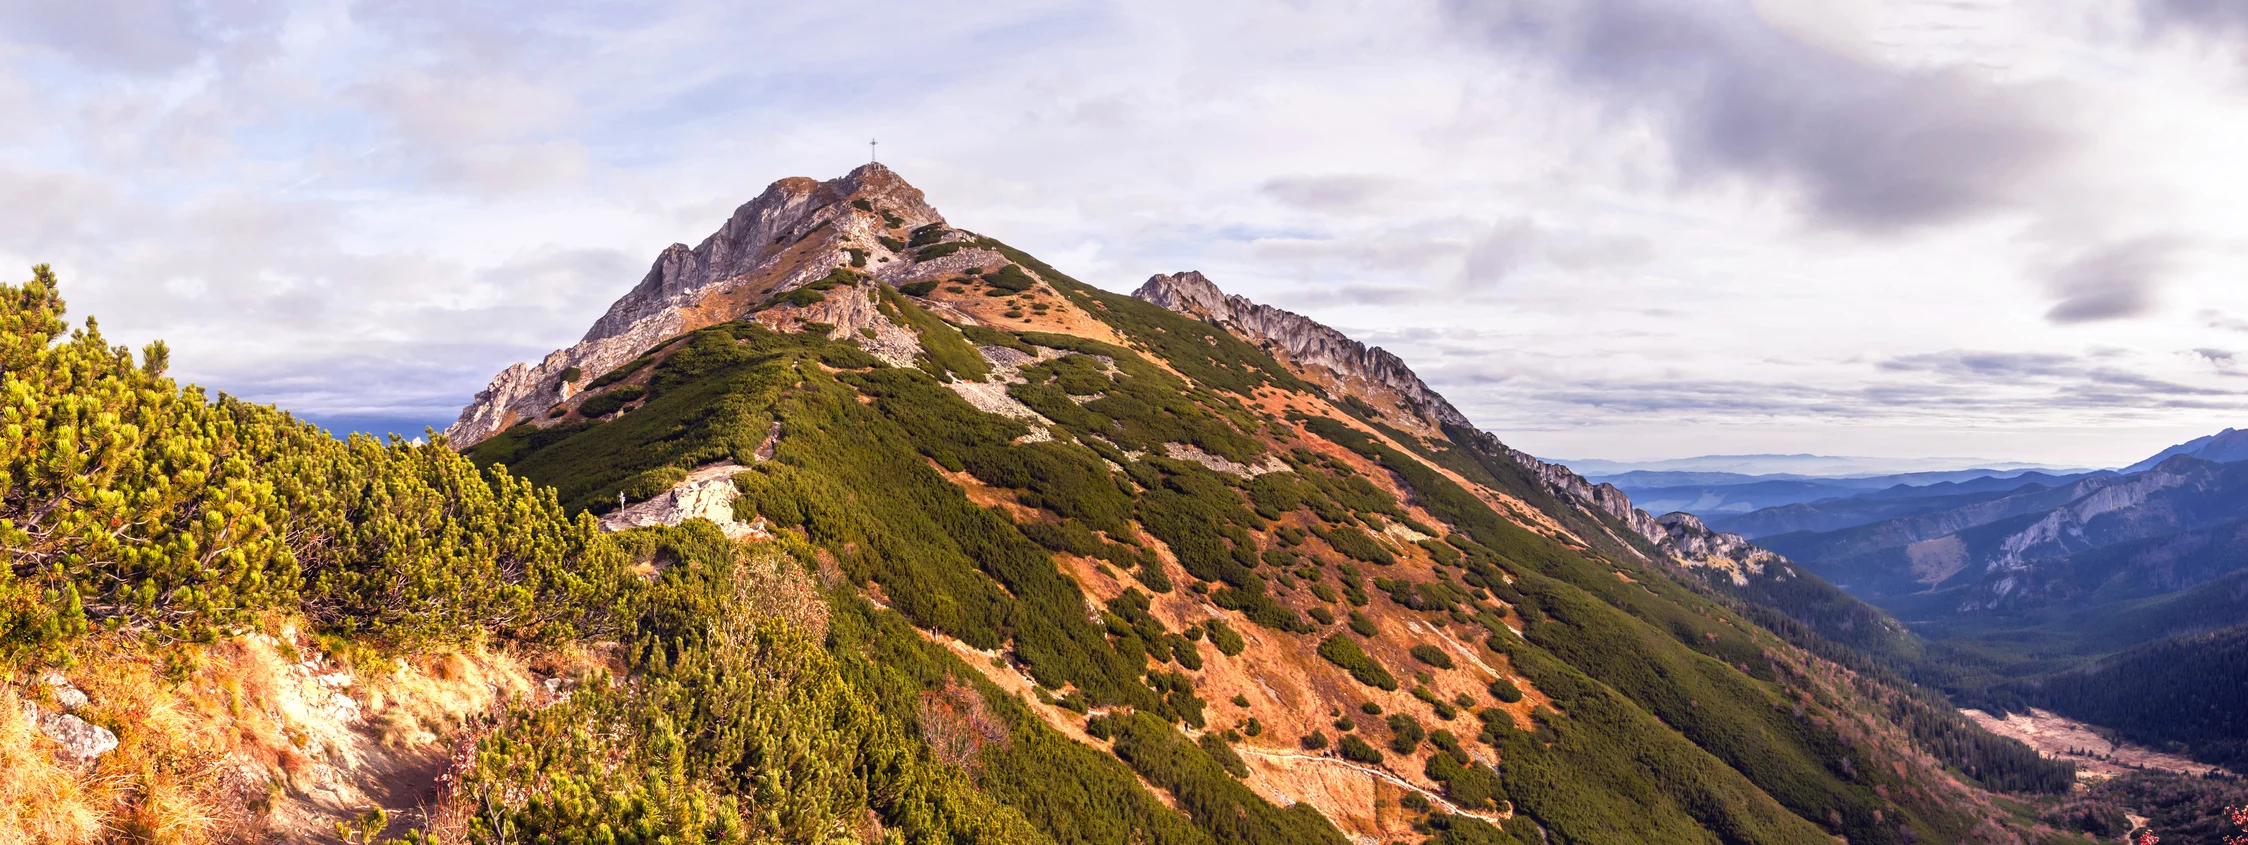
top-left (434, 164), bottom-right (2094, 842)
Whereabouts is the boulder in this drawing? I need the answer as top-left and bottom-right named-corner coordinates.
top-left (38, 712), bottom-right (118, 761)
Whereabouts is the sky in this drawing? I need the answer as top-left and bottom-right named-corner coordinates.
top-left (6, 0), bottom-right (2248, 469)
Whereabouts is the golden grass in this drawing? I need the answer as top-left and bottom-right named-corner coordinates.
top-left (0, 686), bottom-right (106, 845)
top-left (0, 621), bottom-right (593, 844)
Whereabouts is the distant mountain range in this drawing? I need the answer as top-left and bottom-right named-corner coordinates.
top-left (2123, 427), bottom-right (2248, 473)
top-left (1598, 468), bottom-right (2091, 521)
top-left (1619, 427), bottom-right (2248, 770)
top-left (1555, 453), bottom-right (2082, 478)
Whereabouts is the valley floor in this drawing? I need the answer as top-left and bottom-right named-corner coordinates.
top-left (1964, 708), bottom-right (2228, 781)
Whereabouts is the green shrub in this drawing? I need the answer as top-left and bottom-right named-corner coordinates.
top-left (560, 366), bottom-right (583, 383)
top-left (620, 465), bottom-right (689, 502)
top-left (852, 198), bottom-right (873, 211)
top-left (909, 223), bottom-right (948, 246)
top-left (1318, 525), bottom-right (1395, 565)
top-left (579, 383), bottom-right (646, 418)
top-left (961, 324), bottom-right (1034, 352)
top-left (1206, 619), bottom-right (1247, 656)
top-left (1411, 644), bottom-right (1455, 670)
top-left (985, 264), bottom-right (1036, 293)
top-left (1338, 734), bottom-right (1383, 764)
top-left (0, 266), bottom-right (628, 651)
top-left (1318, 635), bottom-right (1398, 691)
top-left (781, 286), bottom-right (826, 307)
top-left (1387, 714), bottom-right (1425, 754)
top-left (1198, 733), bottom-right (1249, 778)
top-left (875, 284), bottom-right (989, 380)
top-left (918, 242), bottom-right (970, 261)
top-left (1488, 678), bottom-right (1524, 704)
top-left (900, 280), bottom-right (939, 297)
top-left (1301, 731), bottom-right (1329, 750)
top-left (845, 247), bottom-right (869, 268)
top-left (1348, 611), bottom-right (1377, 637)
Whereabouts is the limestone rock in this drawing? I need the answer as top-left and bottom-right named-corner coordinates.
top-left (41, 671), bottom-right (88, 711)
top-left (38, 712), bottom-right (117, 761)
top-left (599, 462), bottom-right (767, 540)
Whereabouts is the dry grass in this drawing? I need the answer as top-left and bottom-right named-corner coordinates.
top-left (0, 686), bottom-right (106, 844)
top-left (0, 621), bottom-right (594, 845)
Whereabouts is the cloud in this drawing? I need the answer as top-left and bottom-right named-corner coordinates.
top-left (1879, 349), bottom-right (2234, 398)
top-left (2041, 236), bottom-right (2182, 324)
top-left (1462, 217), bottom-right (1541, 286)
top-left (358, 73), bottom-right (576, 145)
top-left (1260, 174), bottom-right (1418, 214)
top-left (2203, 309), bottom-right (2248, 333)
top-left (1878, 351), bottom-right (2080, 379)
top-left (0, 0), bottom-right (284, 74)
top-left (2141, 0), bottom-right (2248, 36)
top-left (1444, 0), bottom-right (2073, 232)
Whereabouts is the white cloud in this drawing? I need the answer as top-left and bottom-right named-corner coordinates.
top-left (3, 0), bottom-right (2247, 466)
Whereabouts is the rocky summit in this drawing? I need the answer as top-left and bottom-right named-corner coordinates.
top-left (448, 163), bottom-right (951, 446)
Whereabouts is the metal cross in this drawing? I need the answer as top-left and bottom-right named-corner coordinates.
top-left (870, 138), bottom-right (878, 163)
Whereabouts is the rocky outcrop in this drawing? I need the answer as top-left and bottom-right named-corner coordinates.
top-left (1131, 271), bottom-right (1470, 432)
top-left (37, 712), bottom-right (116, 762)
top-left (447, 163), bottom-right (946, 447)
top-left (599, 462), bottom-right (768, 540)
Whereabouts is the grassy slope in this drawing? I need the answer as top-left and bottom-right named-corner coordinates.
top-left (473, 248), bottom-right (2067, 843)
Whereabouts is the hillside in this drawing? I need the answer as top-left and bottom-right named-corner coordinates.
top-left (454, 165), bottom-right (2082, 843)
top-left (0, 166), bottom-right (2138, 843)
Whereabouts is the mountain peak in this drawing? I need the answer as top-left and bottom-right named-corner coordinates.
top-left (447, 164), bottom-right (955, 445)
top-left (1130, 270), bottom-right (1230, 316)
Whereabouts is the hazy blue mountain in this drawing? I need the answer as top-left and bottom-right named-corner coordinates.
top-left (1694, 471), bottom-right (2109, 538)
top-left (1557, 453), bottom-right (2080, 478)
top-left (1597, 468), bottom-right (2096, 535)
top-left (2124, 427), bottom-right (2248, 473)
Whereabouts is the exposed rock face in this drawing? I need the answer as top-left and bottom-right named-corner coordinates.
top-left (1130, 270), bottom-right (1782, 576)
top-left (599, 462), bottom-right (768, 540)
top-left (38, 712), bottom-right (117, 761)
top-left (1131, 271), bottom-right (1470, 432)
top-left (1162, 442), bottom-right (1289, 478)
top-left (447, 163), bottom-right (946, 446)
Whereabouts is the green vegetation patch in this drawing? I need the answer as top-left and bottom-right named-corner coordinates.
top-left (1318, 634), bottom-right (1398, 691)
top-left (875, 283), bottom-right (990, 381)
